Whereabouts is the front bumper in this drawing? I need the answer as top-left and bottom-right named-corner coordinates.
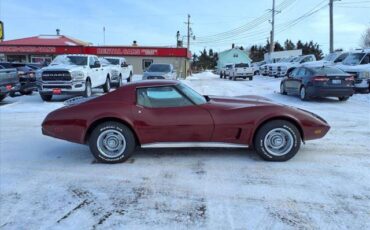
top-left (353, 79), bottom-right (370, 93)
top-left (306, 86), bottom-right (354, 97)
top-left (37, 80), bottom-right (86, 95)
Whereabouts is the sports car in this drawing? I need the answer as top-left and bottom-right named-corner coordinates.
top-left (42, 80), bottom-right (330, 163)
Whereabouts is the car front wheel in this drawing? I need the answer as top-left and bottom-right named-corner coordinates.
top-left (84, 80), bottom-right (92, 97)
top-left (254, 120), bottom-right (301, 161)
top-left (89, 122), bottom-right (136, 163)
top-left (280, 83), bottom-right (287, 95)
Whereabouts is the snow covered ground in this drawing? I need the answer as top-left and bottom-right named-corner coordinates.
top-left (1, 72), bottom-right (369, 229)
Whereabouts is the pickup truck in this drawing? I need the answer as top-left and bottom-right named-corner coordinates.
top-left (302, 52), bottom-right (348, 68)
top-left (228, 63), bottom-right (254, 81)
top-left (36, 54), bottom-right (111, 101)
top-left (0, 66), bottom-right (18, 102)
top-left (103, 57), bottom-right (133, 85)
top-left (276, 54), bottom-right (316, 78)
top-left (337, 49), bottom-right (370, 93)
top-left (220, 64), bottom-right (233, 78)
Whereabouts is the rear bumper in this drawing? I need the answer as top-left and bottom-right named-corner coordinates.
top-left (354, 79), bottom-right (370, 93)
top-left (306, 86), bottom-right (354, 97)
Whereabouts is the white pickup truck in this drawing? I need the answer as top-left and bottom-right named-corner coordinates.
top-left (228, 63), bottom-right (254, 81)
top-left (337, 49), bottom-right (370, 93)
top-left (276, 54), bottom-right (316, 77)
top-left (36, 54), bottom-right (111, 101)
top-left (104, 57), bottom-right (133, 85)
top-left (302, 52), bottom-right (348, 68)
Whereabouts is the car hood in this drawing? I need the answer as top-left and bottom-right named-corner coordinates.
top-left (207, 95), bottom-right (277, 108)
top-left (42, 64), bottom-right (86, 72)
top-left (337, 64), bottom-right (370, 72)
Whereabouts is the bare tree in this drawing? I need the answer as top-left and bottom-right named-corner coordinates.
top-left (361, 27), bottom-right (370, 48)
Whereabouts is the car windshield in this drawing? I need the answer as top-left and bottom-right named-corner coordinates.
top-left (99, 58), bottom-right (110, 66)
top-left (51, 55), bottom-right (88, 66)
top-left (312, 67), bottom-right (346, 75)
top-left (148, 64), bottom-right (171, 72)
top-left (291, 57), bottom-right (300, 62)
top-left (235, 63), bottom-right (249, 68)
top-left (342, 53), bottom-right (365, 65)
top-left (177, 83), bottom-right (207, 105)
top-left (323, 53), bottom-right (337, 61)
top-left (105, 58), bottom-right (120, 65)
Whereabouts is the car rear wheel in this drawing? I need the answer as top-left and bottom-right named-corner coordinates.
top-left (89, 121), bottom-right (136, 163)
top-left (254, 120), bottom-right (301, 161)
top-left (40, 93), bottom-right (52, 101)
top-left (338, 96), bottom-right (349, 101)
top-left (280, 83), bottom-right (287, 95)
top-left (127, 72), bottom-right (132, 82)
top-left (103, 77), bottom-right (111, 93)
top-left (300, 86), bottom-right (309, 101)
top-left (220, 73), bottom-right (223, 78)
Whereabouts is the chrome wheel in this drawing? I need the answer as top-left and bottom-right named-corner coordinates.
top-left (264, 128), bottom-right (294, 156)
top-left (97, 130), bottom-right (126, 158)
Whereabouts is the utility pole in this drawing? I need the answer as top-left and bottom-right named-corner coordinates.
top-left (329, 0), bottom-right (334, 53)
top-left (103, 26), bottom-right (106, 46)
top-left (186, 14), bottom-right (191, 54)
top-left (184, 14), bottom-right (191, 77)
top-left (270, 0), bottom-right (276, 54)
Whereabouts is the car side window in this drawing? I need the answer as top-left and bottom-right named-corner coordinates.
top-left (290, 68), bottom-right (299, 78)
top-left (137, 86), bottom-right (193, 108)
top-left (89, 57), bottom-right (94, 66)
top-left (296, 68), bottom-right (306, 78)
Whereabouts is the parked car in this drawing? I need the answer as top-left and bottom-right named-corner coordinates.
top-left (251, 61), bottom-right (265, 75)
top-left (219, 64), bottom-right (233, 78)
top-left (42, 80), bottom-right (330, 163)
top-left (276, 55), bottom-right (317, 78)
top-left (104, 56), bottom-right (133, 84)
top-left (0, 65), bottom-right (18, 102)
top-left (142, 64), bottom-right (176, 80)
top-left (280, 66), bottom-right (355, 101)
top-left (228, 63), bottom-right (254, 81)
top-left (36, 54), bottom-right (111, 101)
top-left (337, 49), bottom-right (370, 93)
top-left (302, 52), bottom-right (348, 68)
top-left (0, 62), bottom-right (38, 95)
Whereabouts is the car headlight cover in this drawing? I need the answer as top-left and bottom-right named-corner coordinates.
top-left (359, 71), bottom-right (370, 79)
top-left (71, 71), bottom-right (85, 80)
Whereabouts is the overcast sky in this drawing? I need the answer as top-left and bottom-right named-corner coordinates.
top-left (0, 0), bottom-right (369, 55)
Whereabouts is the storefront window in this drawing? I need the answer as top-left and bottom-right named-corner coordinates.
top-left (6, 55), bottom-right (27, 63)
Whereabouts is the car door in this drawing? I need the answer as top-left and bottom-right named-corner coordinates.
top-left (285, 68), bottom-right (299, 94)
top-left (290, 68), bottom-right (306, 95)
top-left (132, 86), bottom-right (214, 144)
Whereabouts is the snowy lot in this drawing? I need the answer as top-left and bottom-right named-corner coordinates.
top-left (1, 72), bottom-right (369, 229)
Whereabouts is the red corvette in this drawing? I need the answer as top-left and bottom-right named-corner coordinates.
top-left (42, 80), bottom-right (330, 163)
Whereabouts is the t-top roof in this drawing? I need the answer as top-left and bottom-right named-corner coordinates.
top-left (0, 35), bottom-right (91, 46)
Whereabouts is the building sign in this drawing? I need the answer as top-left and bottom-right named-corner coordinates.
top-left (0, 21), bottom-right (4, 40)
top-left (0, 46), bottom-right (56, 53)
top-left (95, 47), bottom-right (158, 56)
